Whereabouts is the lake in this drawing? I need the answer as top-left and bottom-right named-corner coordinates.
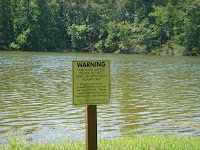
top-left (0, 51), bottom-right (200, 143)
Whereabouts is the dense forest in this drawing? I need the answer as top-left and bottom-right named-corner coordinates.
top-left (0, 0), bottom-right (199, 55)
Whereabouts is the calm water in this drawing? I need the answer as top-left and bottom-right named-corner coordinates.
top-left (0, 51), bottom-right (200, 143)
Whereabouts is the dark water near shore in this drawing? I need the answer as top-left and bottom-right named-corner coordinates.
top-left (0, 51), bottom-right (200, 143)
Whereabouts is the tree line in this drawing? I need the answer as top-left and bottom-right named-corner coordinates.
top-left (0, 0), bottom-right (199, 55)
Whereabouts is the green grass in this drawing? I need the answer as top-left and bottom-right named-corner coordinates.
top-left (0, 136), bottom-right (200, 150)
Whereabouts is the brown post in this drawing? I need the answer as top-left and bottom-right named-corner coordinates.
top-left (85, 105), bottom-right (97, 150)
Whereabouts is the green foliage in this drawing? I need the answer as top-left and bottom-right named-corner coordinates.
top-left (12, 28), bottom-right (30, 50)
top-left (68, 24), bottom-right (87, 51)
top-left (104, 21), bottom-right (120, 53)
top-left (181, 0), bottom-right (200, 55)
top-left (0, 0), bottom-right (14, 47)
top-left (0, 0), bottom-right (199, 55)
top-left (149, 1), bottom-right (200, 55)
top-left (149, 3), bottom-right (176, 47)
top-left (105, 20), bottom-right (150, 54)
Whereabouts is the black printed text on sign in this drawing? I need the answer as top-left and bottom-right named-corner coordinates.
top-left (72, 60), bottom-right (110, 105)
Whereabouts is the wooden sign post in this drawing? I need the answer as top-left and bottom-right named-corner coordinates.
top-left (72, 60), bottom-right (110, 150)
top-left (85, 105), bottom-right (97, 150)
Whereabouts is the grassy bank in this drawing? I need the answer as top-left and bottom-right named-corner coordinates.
top-left (0, 136), bottom-right (200, 150)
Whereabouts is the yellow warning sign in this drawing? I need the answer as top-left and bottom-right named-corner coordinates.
top-left (72, 60), bottom-right (110, 105)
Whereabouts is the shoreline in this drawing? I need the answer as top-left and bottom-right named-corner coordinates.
top-left (1, 49), bottom-right (199, 56)
top-left (1, 136), bottom-right (200, 150)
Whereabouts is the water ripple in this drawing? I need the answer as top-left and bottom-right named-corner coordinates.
top-left (0, 52), bottom-right (200, 143)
